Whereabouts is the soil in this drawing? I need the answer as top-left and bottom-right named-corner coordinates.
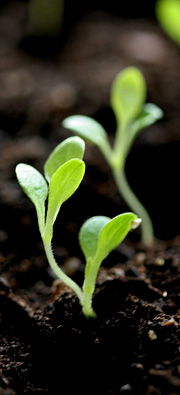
top-left (0, 2), bottom-right (180, 394)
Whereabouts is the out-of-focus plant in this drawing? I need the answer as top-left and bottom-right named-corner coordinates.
top-left (156, 0), bottom-right (180, 46)
top-left (63, 67), bottom-right (163, 245)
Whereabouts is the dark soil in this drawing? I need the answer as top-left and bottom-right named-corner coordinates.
top-left (0, 2), bottom-right (180, 394)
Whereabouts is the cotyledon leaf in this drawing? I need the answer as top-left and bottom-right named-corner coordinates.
top-left (45, 158), bottom-right (85, 231)
top-left (124, 103), bottom-right (164, 154)
top-left (62, 115), bottom-right (109, 148)
top-left (95, 213), bottom-right (139, 265)
top-left (131, 103), bottom-right (163, 136)
top-left (80, 213), bottom-right (139, 267)
top-left (156, 0), bottom-right (180, 46)
top-left (44, 136), bottom-right (85, 182)
top-left (79, 215), bottom-right (111, 262)
top-left (81, 213), bottom-right (141, 295)
top-left (15, 163), bottom-right (48, 235)
top-left (110, 67), bottom-right (146, 130)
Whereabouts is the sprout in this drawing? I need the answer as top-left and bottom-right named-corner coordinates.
top-left (79, 213), bottom-right (140, 318)
top-left (16, 137), bottom-right (85, 305)
top-left (16, 136), bottom-right (141, 318)
top-left (62, 67), bottom-right (163, 245)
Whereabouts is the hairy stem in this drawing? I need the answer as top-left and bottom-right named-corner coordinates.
top-left (112, 167), bottom-right (154, 245)
top-left (82, 292), bottom-right (97, 319)
top-left (43, 240), bottom-right (84, 305)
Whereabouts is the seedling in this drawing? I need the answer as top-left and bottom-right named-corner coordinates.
top-left (15, 136), bottom-right (141, 318)
top-left (62, 66), bottom-right (163, 245)
top-left (156, 0), bottom-right (180, 46)
top-left (16, 136), bottom-right (86, 305)
top-left (79, 213), bottom-right (141, 317)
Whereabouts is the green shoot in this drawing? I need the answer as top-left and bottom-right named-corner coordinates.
top-left (156, 0), bottom-right (180, 46)
top-left (16, 137), bottom-right (86, 306)
top-left (62, 67), bottom-right (163, 245)
top-left (79, 213), bottom-right (141, 318)
top-left (15, 136), bottom-right (141, 318)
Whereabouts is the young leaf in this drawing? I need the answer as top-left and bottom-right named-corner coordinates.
top-left (132, 103), bottom-right (163, 132)
top-left (62, 115), bottom-right (109, 148)
top-left (96, 213), bottom-right (139, 264)
top-left (15, 163), bottom-right (48, 235)
top-left (80, 213), bottom-right (139, 265)
top-left (45, 158), bottom-right (85, 231)
top-left (81, 212), bottom-right (140, 317)
top-left (127, 103), bottom-right (164, 150)
top-left (156, 0), bottom-right (180, 46)
top-left (110, 67), bottom-right (146, 130)
top-left (79, 215), bottom-right (111, 262)
top-left (44, 136), bottom-right (85, 182)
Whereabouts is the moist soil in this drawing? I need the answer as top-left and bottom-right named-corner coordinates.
top-left (0, 2), bottom-right (180, 394)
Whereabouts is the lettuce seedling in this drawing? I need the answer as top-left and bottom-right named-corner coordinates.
top-left (79, 213), bottom-right (141, 318)
top-left (62, 66), bottom-right (163, 245)
top-left (16, 136), bottom-right (86, 305)
top-left (156, 0), bottom-right (180, 46)
top-left (15, 136), bottom-right (141, 318)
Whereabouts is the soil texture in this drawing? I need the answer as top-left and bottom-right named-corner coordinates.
top-left (0, 2), bottom-right (180, 394)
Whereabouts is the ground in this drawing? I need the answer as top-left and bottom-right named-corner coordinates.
top-left (0, 2), bottom-right (180, 394)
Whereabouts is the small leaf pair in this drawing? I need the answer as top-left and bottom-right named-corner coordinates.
top-left (62, 66), bottom-right (163, 245)
top-left (80, 213), bottom-right (140, 317)
top-left (16, 136), bottom-right (141, 318)
top-left (16, 136), bottom-right (85, 240)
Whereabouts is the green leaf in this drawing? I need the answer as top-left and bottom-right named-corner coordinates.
top-left (110, 67), bottom-right (146, 130)
top-left (44, 136), bottom-right (85, 182)
top-left (80, 213), bottom-right (139, 264)
top-left (95, 213), bottom-right (138, 264)
top-left (156, 0), bottom-right (180, 46)
top-left (81, 213), bottom-right (140, 297)
top-left (15, 163), bottom-right (48, 235)
top-left (79, 216), bottom-right (111, 262)
top-left (46, 158), bottom-right (85, 231)
top-left (130, 103), bottom-right (163, 140)
top-left (62, 115), bottom-right (109, 148)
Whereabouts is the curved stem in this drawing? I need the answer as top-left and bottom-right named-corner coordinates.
top-left (112, 167), bottom-right (154, 245)
top-left (43, 240), bottom-right (84, 306)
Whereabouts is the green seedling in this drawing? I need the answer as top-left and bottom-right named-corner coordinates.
top-left (79, 213), bottom-right (141, 318)
top-left (15, 136), bottom-right (141, 318)
top-left (16, 136), bottom-right (86, 306)
top-left (156, 0), bottom-right (180, 46)
top-left (28, 0), bottom-right (64, 37)
top-left (62, 66), bottom-right (163, 245)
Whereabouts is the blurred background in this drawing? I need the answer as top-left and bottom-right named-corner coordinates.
top-left (0, 0), bottom-right (180, 256)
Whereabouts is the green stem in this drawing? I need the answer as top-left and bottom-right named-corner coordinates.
top-left (113, 124), bottom-right (126, 158)
top-left (82, 256), bottom-right (102, 318)
top-left (43, 240), bottom-right (84, 306)
top-left (82, 292), bottom-right (97, 319)
top-left (112, 167), bottom-right (154, 245)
